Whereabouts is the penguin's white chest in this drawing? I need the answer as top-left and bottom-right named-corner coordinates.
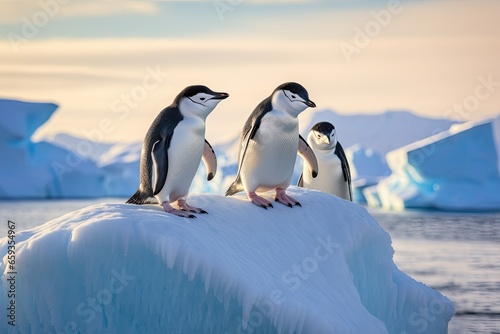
top-left (241, 110), bottom-right (299, 192)
top-left (303, 149), bottom-right (349, 199)
top-left (155, 117), bottom-right (205, 202)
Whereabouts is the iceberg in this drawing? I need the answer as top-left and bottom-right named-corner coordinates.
top-left (0, 99), bottom-right (466, 202)
top-left (0, 99), bottom-right (105, 198)
top-left (1, 188), bottom-right (454, 333)
top-left (297, 110), bottom-right (459, 201)
top-left (299, 110), bottom-right (459, 155)
top-left (365, 117), bottom-right (500, 211)
top-left (346, 145), bottom-right (391, 203)
top-left (0, 99), bottom-right (142, 198)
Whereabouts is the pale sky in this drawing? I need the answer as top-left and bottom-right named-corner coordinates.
top-left (1, 0), bottom-right (499, 144)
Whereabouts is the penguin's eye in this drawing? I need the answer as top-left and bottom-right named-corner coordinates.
top-left (291, 95), bottom-right (297, 99)
top-left (200, 97), bottom-right (206, 101)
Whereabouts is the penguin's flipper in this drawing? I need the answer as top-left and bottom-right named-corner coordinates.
top-left (298, 135), bottom-right (318, 178)
top-left (235, 98), bottom-right (272, 175)
top-left (297, 173), bottom-right (304, 187)
top-left (335, 142), bottom-right (353, 201)
top-left (152, 136), bottom-right (170, 196)
top-left (202, 139), bottom-right (217, 181)
top-left (334, 142), bottom-right (351, 183)
top-left (227, 97), bottom-right (272, 197)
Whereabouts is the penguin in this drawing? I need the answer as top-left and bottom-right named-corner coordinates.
top-left (127, 85), bottom-right (229, 218)
top-left (225, 82), bottom-right (318, 209)
top-left (298, 122), bottom-right (352, 201)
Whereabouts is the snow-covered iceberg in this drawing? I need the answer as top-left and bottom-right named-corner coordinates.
top-left (1, 188), bottom-right (454, 333)
top-left (0, 99), bottom-right (141, 198)
top-left (365, 117), bottom-right (500, 211)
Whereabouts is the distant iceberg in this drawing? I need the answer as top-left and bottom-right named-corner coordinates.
top-left (346, 144), bottom-right (391, 203)
top-left (0, 99), bottom-right (466, 203)
top-left (365, 117), bottom-right (500, 211)
top-left (0, 99), bottom-right (104, 198)
top-left (299, 109), bottom-right (459, 155)
top-left (0, 188), bottom-right (454, 333)
top-left (0, 99), bottom-right (140, 198)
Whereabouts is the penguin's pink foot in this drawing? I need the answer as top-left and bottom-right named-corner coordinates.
top-left (162, 202), bottom-right (196, 218)
top-left (249, 192), bottom-right (273, 210)
top-left (177, 199), bottom-right (208, 214)
top-left (275, 188), bottom-right (301, 208)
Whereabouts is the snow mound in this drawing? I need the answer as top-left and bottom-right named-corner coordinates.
top-left (1, 188), bottom-right (454, 333)
top-left (365, 117), bottom-right (500, 211)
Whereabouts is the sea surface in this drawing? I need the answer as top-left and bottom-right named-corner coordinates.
top-left (1, 199), bottom-right (499, 334)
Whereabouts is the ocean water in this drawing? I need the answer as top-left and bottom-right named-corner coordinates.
top-left (1, 200), bottom-right (499, 333)
top-left (370, 209), bottom-right (500, 334)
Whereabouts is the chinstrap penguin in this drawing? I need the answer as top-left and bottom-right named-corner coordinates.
top-left (127, 85), bottom-right (229, 218)
top-left (298, 122), bottom-right (352, 201)
top-left (225, 82), bottom-right (318, 209)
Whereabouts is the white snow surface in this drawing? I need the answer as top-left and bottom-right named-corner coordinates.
top-left (1, 188), bottom-right (454, 333)
top-left (365, 116), bottom-right (500, 211)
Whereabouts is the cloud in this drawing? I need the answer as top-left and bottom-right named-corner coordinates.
top-left (59, 1), bottom-right (160, 18)
top-left (1, 0), bottom-right (499, 144)
top-left (0, 1), bottom-right (160, 24)
top-left (2, 31), bottom-right (499, 145)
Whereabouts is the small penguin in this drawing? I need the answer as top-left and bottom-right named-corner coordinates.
top-left (127, 85), bottom-right (229, 218)
top-left (225, 82), bottom-right (318, 209)
top-left (298, 122), bottom-right (352, 201)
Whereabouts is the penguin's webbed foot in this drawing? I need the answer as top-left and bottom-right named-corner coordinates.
top-left (275, 188), bottom-right (301, 208)
top-left (248, 192), bottom-right (273, 209)
top-left (177, 199), bottom-right (208, 215)
top-left (162, 202), bottom-right (196, 218)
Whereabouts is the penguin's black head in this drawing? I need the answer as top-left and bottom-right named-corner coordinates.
top-left (275, 82), bottom-right (316, 108)
top-left (178, 85), bottom-right (229, 105)
top-left (310, 122), bottom-right (337, 149)
top-left (175, 85), bottom-right (229, 116)
top-left (311, 122), bottom-right (335, 136)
